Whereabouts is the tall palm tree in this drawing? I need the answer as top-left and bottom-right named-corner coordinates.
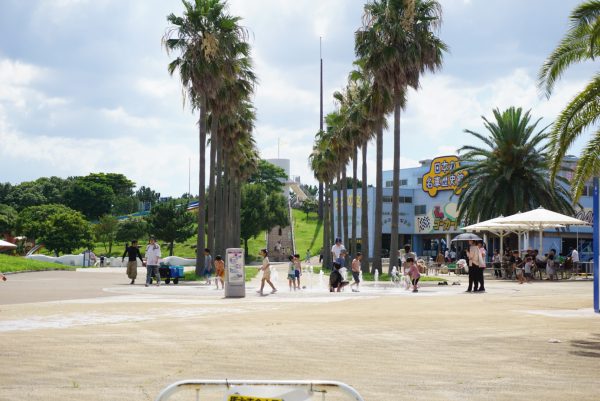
top-left (310, 131), bottom-right (336, 268)
top-left (455, 107), bottom-right (574, 223)
top-left (356, 0), bottom-right (447, 267)
top-left (538, 0), bottom-right (600, 199)
top-left (164, 0), bottom-right (246, 273)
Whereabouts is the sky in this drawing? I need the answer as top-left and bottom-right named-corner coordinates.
top-left (0, 0), bottom-right (595, 196)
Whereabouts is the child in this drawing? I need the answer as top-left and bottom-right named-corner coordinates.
top-left (257, 249), bottom-right (277, 295)
top-left (546, 254), bottom-right (556, 281)
top-left (214, 255), bottom-right (225, 289)
top-left (0, 272), bottom-right (6, 282)
top-left (293, 254), bottom-right (302, 290)
top-left (336, 249), bottom-right (347, 268)
top-left (203, 248), bottom-right (213, 285)
top-left (287, 255), bottom-right (296, 291)
top-left (523, 256), bottom-right (533, 284)
top-left (329, 262), bottom-right (348, 292)
top-left (405, 257), bottom-right (421, 293)
top-left (350, 252), bottom-right (362, 292)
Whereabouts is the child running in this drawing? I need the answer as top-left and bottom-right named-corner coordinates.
top-left (523, 256), bottom-right (534, 284)
top-left (214, 255), bottom-right (225, 289)
top-left (257, 249), bottom-right (277, 295)
top-left (350, 252), bottom-right (362, 292)
top-left (293, 253), bottom-right (302, 290)
top-left (405, 257), bottom-right (421, 293)
top-left (287, 255), bottom-right (296, 291)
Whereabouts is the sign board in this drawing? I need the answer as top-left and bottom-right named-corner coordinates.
top-left (225, 248), bottom-right (245, 298)
top-left (414, 202), bottom-right (460, 234)
top-left (593, 177), bottom-right (599, 313)
top-left (227, 396), bottom-right (282, 401)
top-left (422, 155), bottom-right (467, 197)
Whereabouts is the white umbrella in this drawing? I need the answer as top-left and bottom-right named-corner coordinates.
top-left (451, 233), bottom-right (483, 242)
top-left (496, 207), bottom-right (589, 253)
top-left (0, 239), bottom-right (17, 251)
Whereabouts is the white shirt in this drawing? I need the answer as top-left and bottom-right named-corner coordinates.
top-left (145, 243), bottom-right (161, 265)
top-left (331, 244), bottom-right (345, 259)
top-left (571, 249), bottom-right (579, 263)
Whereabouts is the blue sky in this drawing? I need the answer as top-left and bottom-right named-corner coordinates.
top-left (0, 0), bottom-right (594, 196)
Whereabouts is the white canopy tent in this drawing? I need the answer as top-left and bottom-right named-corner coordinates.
top-left (0, 239), bottom-right (17, 252)
top-left (462, 217), bottom-right (535, 256)
top-left (496, 207), bottom-right (589, 254)
top-left (462, 215), bottom-right (566, 256)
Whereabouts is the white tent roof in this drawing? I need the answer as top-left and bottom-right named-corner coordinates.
top-left (496, 207), bottom-right (589, 228)
top-left (0, 239), bottom-right (17, 249)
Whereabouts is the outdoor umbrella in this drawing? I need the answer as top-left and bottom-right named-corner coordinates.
top-left (0, 239), bottom-right (17, 252)
top-left (451, 233), bottom-right (483, 242)
top-left (496, 207), bottom-right (589, 253)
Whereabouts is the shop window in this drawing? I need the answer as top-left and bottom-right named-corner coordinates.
top-left (415, 205), bottom-right (426, 215)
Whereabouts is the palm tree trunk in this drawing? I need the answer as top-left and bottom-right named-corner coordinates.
top-left (207, 118), bottom-right (217, 253)
top-left (195, 94), bottom-right (207, 276)
top-left (318, 182), bottom-right (324, 220)
top-left (373, 126), bottom-right (383, 273)
top-left (389, 93), bottom-right (401, 273)
top-left (361, 142), bottom-right (370, 273)
top-left (351, 148), bottom-right (358, 258)
top-left (215, 140), bottom-right (224, 257)
top-left (336, 171), bottom-right (342, 241)
top-left (329, 180), bottom-right (335, 267)
top-left (322, 181), bottom-right (330, 268)
top-left (342, 167), bottom-right (348, 252)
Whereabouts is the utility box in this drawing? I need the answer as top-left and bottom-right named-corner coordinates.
top-left (225, 248), bottom-right (245, 298)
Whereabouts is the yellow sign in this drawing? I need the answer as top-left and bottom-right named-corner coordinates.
top-left (422, 155), bottom-right (467, 197)
top-left (227, 396), bottom-right (282, 401)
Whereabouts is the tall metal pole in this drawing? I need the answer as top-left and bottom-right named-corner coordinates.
top-left (188, 157), bottom-right (191, 196)
top-left (318, 37), bottom-right (324, 220)
top-left (593, 176), bottom-right (599, 313)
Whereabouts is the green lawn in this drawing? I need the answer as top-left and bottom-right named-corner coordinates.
top-left (0, 254), bottom-right (77, 273)
top-left (292, 209), bottom-right (323, 259)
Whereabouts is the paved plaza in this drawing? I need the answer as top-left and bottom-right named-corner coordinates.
top-left (0, 267), bottom-right (599, 400)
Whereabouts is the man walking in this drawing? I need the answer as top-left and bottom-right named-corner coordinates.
top-left (122, 240), bottom-right (144, 285)
top-left (145, 236), bottom-right (161, 287)
top-left (466, 240), bottom-right (480, 292)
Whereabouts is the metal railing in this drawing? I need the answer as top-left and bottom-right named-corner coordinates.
top-left (155, 379), bottom-right (365, 401)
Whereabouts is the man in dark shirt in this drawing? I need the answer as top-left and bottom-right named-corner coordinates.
top-left (122, 240), bottom-right (144, 284)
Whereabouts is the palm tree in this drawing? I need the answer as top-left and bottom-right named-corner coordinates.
top-left (538, 0), bottom-right (600, 200)
top-left (455, 107), bottom-right (574, 223)
top-left (164, 0), bottom-right (246, 274)
top-left (309, 131), bottom-right (336, 268)
top-left (356, 0), bottom-right (447, 268)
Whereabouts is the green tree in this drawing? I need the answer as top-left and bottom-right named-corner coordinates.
top-left (136, 186), bottom-right (161, 206)
top-left (538, 0), bottom-right (600, 199)
top-left (0, 204), bottom-right (17, 234)
top-left (300, 198), bottom-right (318, 220)
top-left (0, 183), bottom-right (12, 204)
top-left (4, 181), bottom-right (47, 211)
top-left (17, 204), bottom-right (74, 241)
top-left (115, 219), bottom-right (148, 245)
top-left (34, 176), bottom-right (68, 204)
top-left (146, 201), bottom-right (196, 256)
top-left (247, 160), bottom-right (287, 193)
top-left (240, 184), bottom-right (267, 256)
top-left (43, 210), bottom-right (93, 256)
top-left (94, 215), bottom-right (119, 254)
top-left (17, 204), bottom-right (92, 255)
top-left (455, 107), bottom-right (574, 223)
top-left (81, 173), bottom-right (135, 197)
top-left (63, 178), bottom-right (114, 220)
top-left (355, 0), bottom-right (447, 269)
top-left (112, 195), bottom-right (139, 215)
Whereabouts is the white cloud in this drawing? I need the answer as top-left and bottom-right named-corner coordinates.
top-left (100, 106), bottom-right (160, 129)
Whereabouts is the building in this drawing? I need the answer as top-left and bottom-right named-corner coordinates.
top-left (333, 155), bottom-right (594, 260)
